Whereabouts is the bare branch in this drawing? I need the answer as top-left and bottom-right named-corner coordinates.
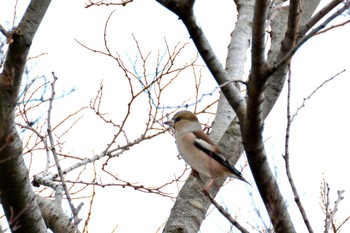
top-left (0, 24), bottom-right (10, 38)
top-left (0, 0), bottom-right (51, 231)
top-left (81, 162), bottom-right (97, 232)
top-left (291, 69), bottom-right (345, 121)
top-left (336, 215), bottom-right (350, 232)
top-left (85, 0), bottom-right (133, 8)
top-left (284, 68), bottom-right (345, 233)
top-left (47, 73), bottom-right (81, 226)
top-left (273, 1), bottom-right (350, 72)
top-left (204, 190), bottom-right (250, 233)
top-left (156, 0), bottom-right (247, 121)
top-left (36, 195), bottom-right (78, 233)
top-left (251, 0), bottom-right (270, 77)
top-left (320, 177), bottom-right (349, 233)
top-left (32, 175), bottom-right (63, 205)
top-left (242, 1), bottom-right (298, 232)
top-left (315, 19), bottom-right (350, 35)
top-left (284, 66), bottom-right (313, 233)
top-left (299, 0), bottom-right (344, 37)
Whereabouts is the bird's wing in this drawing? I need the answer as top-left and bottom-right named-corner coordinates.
top-left (193, 137), bottom-right (228, 163)
top-left (193, 131), bottom-right (249, 184)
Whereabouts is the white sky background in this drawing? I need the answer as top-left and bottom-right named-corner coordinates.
top-left (1, 0), bottom-right (350, 232)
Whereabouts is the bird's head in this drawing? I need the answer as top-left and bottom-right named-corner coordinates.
top-left (164, 110), bottom-right (201, 133)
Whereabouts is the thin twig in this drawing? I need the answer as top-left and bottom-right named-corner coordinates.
top-left (247, 190), bottom-right (269, 230)
top-left (285, 69), bottom-right (346, 232)
top-left (284, 65), bottom-right (314, 233)
top-left (316, 19), bottom-right (350, 35)
top-left (204, 190), bottom-right (250, 233)
top-left (336, 215), bottom-right (350, 232)
top-left (17, 123), bottom-right (51, 175)
top-left (299, 0), bottom-right (344, 37)
top-left (321, 176), bottom-right (350, 232)
top-left (85, 0), bottom-right (133, 8)
top-left (193, 173), bottom-right (250, 233)
top-left (0, 24), bottom-right (9, 38)
top-left (82, 162), bottom-right (97, 232)
top-left (273, 2), bottom-right (350, 73)
top-left (12, 0), bottom-right (19, 28)
top-left (321, 177), bottom-right (331, 233)
top-left (291, 69), bottom-right (346, 121)
top-left (47, 72), bottom-right (81, 225)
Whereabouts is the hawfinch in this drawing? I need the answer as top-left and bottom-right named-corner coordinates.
top-left (164, 110), bottom-right (249, 191)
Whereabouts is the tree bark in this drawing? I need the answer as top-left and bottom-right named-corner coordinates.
top-left (0, 0), bottom-right (51, 232)
top-left (158, 0), bottom-right (323, 232)
top-left (36, 196), bottom-right (77, 233)
top-left (160, 0), bottom-right (253, 232)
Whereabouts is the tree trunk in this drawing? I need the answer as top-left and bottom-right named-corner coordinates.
top-left (0, 0), bottom-right (51, 232)
top-left (158, 0), bottom-right (322, 232)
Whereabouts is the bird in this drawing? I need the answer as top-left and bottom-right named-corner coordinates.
top-left (164, 110), bottom-right (249, 191)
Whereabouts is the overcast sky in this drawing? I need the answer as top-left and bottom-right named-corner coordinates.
top-left (1, 0), bottom-right (350, 232)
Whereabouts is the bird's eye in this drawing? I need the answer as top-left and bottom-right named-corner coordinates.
top-left (174, 117), bottom-right (182, 123)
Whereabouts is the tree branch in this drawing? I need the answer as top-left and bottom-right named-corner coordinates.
top-left (242, 1), bottom-right (296, 232)
top-left (158, 0), bottom-right (254, 232)
top-left (0, 0), bottom-right (51, 232)
top-left (47, 73), bottom-right (81, 226)
top-left (284, 67), bottom-right (313, 233)
top-left (299, 0), bottom-right (344, 37)
top-left (203, 190), bottom-right (250, 233)
top-left (272, 1), bottom-right (350, 73)
top-left (251, 0), bottom-right (270, 78)
top-left (156, 0), bottom-right (247, 122)
top-left (36, 195), bottom-right (78, 233)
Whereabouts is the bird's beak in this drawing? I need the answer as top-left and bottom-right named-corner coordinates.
top-left (164, 119), bottom-right (174, 127)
